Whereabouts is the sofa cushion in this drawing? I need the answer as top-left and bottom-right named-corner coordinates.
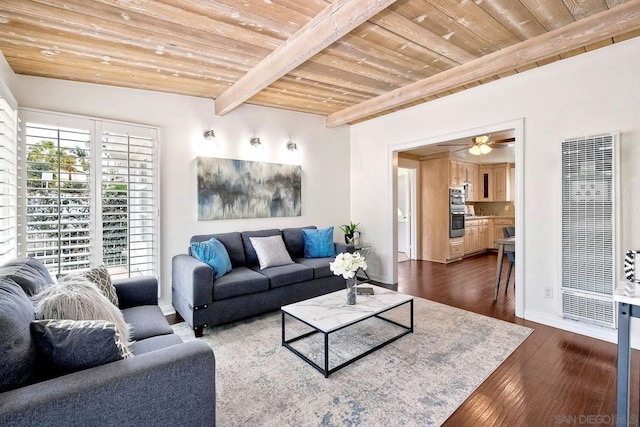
top-left (0, 257), bottom-right (54, 296)
top-left (121, 305), bottom-right (173, 341)
top-left (191, 237), bottom-right (233, 279)
top-left (282, 226), bottom-right (317, 259)
top-left (302, 226), bottom-right (336, 258)
top-left (250, 235), bottom-right (294, 270)
top-left (0, 278), bottom-right (39, 393)
top-left (251, 263), bottom-right (313, 289)
top-left (294, 257), bottom-right (335, 279)
top-left (33, 277), bottom-right (132, 354)
top-left (241, 229), bottom-right (281, 267)
top-left (212, 266), bottom-right (269, 301)
top-left (131, 333), bottom-right (183, 356)
top-left (192, 232), bottom-right (245, 268)
top-left (31, 319), bottom-right (128, 376)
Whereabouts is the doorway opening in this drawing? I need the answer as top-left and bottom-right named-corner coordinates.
top-left (397, 167), bottom-right (417, 262)
top-left (389, 119), bottom-right (524, 318)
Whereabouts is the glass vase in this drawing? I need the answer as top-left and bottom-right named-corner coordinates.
top-left (346, 277), bottom-right (357, 305)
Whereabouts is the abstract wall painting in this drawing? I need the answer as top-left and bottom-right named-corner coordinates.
top-left (197, 157), bottom-right (302, 220)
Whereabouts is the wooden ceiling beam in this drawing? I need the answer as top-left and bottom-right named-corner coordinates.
top-left (325, 0), bottom-right (640, 127)
top-left (213, 0), bottom-right (398, 116)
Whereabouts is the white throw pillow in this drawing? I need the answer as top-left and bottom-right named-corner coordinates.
top-left (249, 235), bottom-right (294, 270)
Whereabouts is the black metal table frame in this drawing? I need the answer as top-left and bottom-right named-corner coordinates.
top-left (281, 299), bottom-right (413, 378)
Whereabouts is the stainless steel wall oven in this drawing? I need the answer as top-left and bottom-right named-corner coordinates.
top-left (449, 188), bottom-right (465, 238)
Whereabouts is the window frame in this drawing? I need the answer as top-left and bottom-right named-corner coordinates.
top-left (17, 108), bottom-right (161, 281)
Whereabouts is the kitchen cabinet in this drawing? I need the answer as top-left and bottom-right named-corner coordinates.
top-left (494, 167), bottom-right (506, 201)
top-left (464, 218), bottom-right (490, 255)
top-left (493, 164), bottom-right (509, 201)
top-left (464, 163), bottom-right (478, 201)
top-left (487, 219), bottom-right (495, 249)
top-left (509, 165), bottom-right (516, 201)
top-left (464, 220), bottom-right (480, 254)
top-left (449, 238), bottom-right (464, 259)
top-left (420, 152), bottom-right (514, 263)
top-left (479, 166), bottom-right (494, 201)
top-left (479, 219), bottom-right (490, 249)
top-left (451, 160), bottom-right (478, 201)
top-left (420, 155), bottom-right (456, 264)
top-left (479, 163), bottom-right (510, 202)
top-left (449, 160), bottom-right (464, 187)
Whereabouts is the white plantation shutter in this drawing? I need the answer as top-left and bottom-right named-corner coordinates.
top-left (23, 120), bottom-right (92, 274)
top-left (18, 110), bottom-right (159, 280)
top-left (100, 124), bottom-right (158, 279)
top-left (0, 96), bottom-right (18, 265)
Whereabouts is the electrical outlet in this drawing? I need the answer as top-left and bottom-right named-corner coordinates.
top-left (544, 287), bottom-right (553, 299)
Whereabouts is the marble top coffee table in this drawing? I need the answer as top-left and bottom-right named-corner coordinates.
top-left (281, 284), bottom-right (413, 377)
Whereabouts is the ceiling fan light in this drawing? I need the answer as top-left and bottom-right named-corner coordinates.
top-left (479, 143), bottom-right (492, 154)
top-left (469, 144), bottom-right (482, 155)
top-left (475, 135), bottom-right (490, 144)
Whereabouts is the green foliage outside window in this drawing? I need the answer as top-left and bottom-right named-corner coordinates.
top-left (26, 139), bottom-right (129, 271)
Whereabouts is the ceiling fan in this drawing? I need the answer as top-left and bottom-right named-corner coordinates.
top-left (437, 135), bottom-right (515, 155)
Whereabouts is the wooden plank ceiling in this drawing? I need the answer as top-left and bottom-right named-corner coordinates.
top-left (1, 0), bottom-right (639, 127)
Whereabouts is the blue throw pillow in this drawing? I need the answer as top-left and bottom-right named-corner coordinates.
top-left (302, 227), bottom-right (336, 258)
top-left (191, 238), bottom-right (233, 279)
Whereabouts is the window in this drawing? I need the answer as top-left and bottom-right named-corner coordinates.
top-left (0, 96), bottom-right (18, 265)
top-left (24, 122), bottom-right (92, 273)
top-left (101, 124), bottom-right (158, 279)
top-left (19, 110), bottom-right (159, 279)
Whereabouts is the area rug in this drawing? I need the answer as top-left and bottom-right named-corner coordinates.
top-left (172, 296), bottom-right (533, 426)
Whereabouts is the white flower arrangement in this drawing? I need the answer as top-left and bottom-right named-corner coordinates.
top-left (329, 252), bottom-right (367, 279)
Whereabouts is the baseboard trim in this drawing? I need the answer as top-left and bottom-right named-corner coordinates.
top-left (523, 309), bottom-right (640, 349)
top-left (160, 304), bottom-right (175, 316)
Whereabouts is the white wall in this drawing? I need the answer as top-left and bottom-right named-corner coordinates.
top-left (0, 53), bottom-right (17, 108)
top-left (350, 37), bottom-right (640, 341)
top-left (12, 75), bottom-right (351, 310)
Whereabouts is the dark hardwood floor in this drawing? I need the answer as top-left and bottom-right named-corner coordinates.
top-left (398, 253), bottom-right (638, 427)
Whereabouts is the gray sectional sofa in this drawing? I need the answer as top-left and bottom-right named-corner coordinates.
top-left (0, 257), bottom-right (216, 426)
top-left (172, 226), bottom-right (352, 337)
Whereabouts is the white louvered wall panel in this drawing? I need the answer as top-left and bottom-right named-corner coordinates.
top-left (561, 134), bottom-right (617, 328)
